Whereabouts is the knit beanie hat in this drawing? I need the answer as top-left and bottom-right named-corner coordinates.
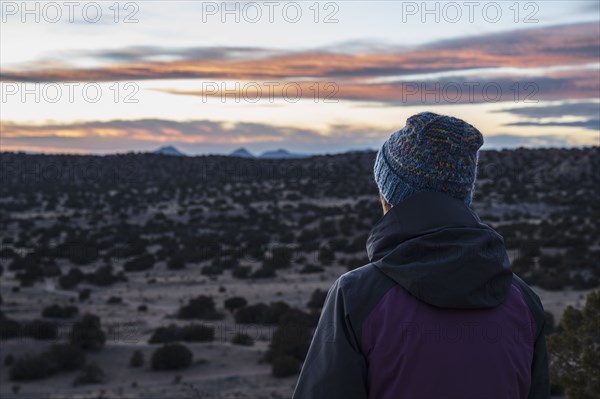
top-left (374, 112), bottom-right (484, 207)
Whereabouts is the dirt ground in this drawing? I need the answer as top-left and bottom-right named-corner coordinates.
top-left (0, 257), bottom-right (592, 399)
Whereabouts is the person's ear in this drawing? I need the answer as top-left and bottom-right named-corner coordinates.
top-left (379, 192), bottom-right (392, 214)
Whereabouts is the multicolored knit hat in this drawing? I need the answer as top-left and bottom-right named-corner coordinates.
top-left (374, 112), bottom-right (484, 207)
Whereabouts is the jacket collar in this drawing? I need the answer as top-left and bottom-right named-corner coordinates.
top-left (367, 191), bottom-right (481, 262)
top-left (365, 191), bottom-right (513, 309)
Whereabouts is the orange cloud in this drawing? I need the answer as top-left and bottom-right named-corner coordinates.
top-left (0, 118), bottom-right (395, 155)
top-left (159, 70), bottom-right (599, 104)
top-left (2, 23), bottom-right (598, 83)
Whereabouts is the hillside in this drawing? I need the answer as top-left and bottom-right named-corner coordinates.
top-left (0, 147), bottom-right (598, 398)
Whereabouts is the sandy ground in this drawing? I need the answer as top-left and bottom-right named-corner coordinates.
top-left (0, 254), bottom-right (594, 398)
top-left (1, 338), bottom-right (297, 399)
top-left (0, 258), bottom-right (340, 399)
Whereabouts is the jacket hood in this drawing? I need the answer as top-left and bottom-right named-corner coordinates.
top-left (366, 191), bottom-right (513, 309)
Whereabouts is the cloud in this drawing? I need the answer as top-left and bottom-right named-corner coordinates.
top-left (2, 22), bottom-right (598, 83)
top-left (4, 116), bottom-right (596, 155)
top-left (0, 118), bottom-right (390, 154)
top-left (506, 119), bottom-right (600, 130)
top-left (578, 1), bottom-right (600, 14)
top-left (494, 101), bottom-right (600, 132)
top-left (482, 134), bottom-right (592, 149)
top-left (87, 46), bottom-right (281, 63)
top-left (158, 71), bottom-right (599, 105)
top-left (496, 101), bottom-right (600, 119)
top-left (426, 22), bottom-right (600, 59)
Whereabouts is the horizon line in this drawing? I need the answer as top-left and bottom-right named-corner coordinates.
top-left (1, 144), bottom-right (598, 158)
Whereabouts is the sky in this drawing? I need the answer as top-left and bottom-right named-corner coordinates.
top-left (1, 0), bottom-right (599, 155)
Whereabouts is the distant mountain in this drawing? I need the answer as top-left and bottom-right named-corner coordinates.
top-left (230, 147), bottom-right (255, 158)
top-left (345, 148), bottom-right (376, 154)
top-left (259, 149), bottom-right (310, 159)
top-left (153, 146), bottom-right (186, 157)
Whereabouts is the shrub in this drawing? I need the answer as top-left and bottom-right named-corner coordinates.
top-left (123, 254), bottom-right (155, 272)
top-left (149, 324), bottom-right (214, 344)
top-left (301, 308), bottom-right (321, 328)
top-left (59, 268), bottom-right (84, 289)
top-left (167, 255), bottom-right (185, 270)
top-left (149, 325), bottom-right (181, 344)
top-left (181, 324), bottom-right (214, 342)
top-left (46, 344), bottom-right (86, 371)
top-left (231, 333), bottom-right (254, 346)
top-left (251, 265), bottom-right (276, 278)
top-left (0, 248), bottom-right (18, 259)
top-left (9, 354), bottom-right (51, 381)
top-left (4, 354), bottom-right (14, 366)
top-left (318, 245), bottom-right (335, 264)
top-left (17, 267), bottom-right (41, 287)
top-left (345, 255), bottom-right (369, 271)
top-left (0, 315), bottom-right (21, 339)
top-left (73, 363), bottom-right (106, 386)
top-left (70, 314), bottom-right (106, 351)
top-left (272, 355), bottom-right (301, 377)
top-left (151, 344), bottom-right (193, 371)
top-left (265, 308), bottom-right (315, 365)
top-left (544, 311), bottom-right (555, 335)
top-left (329, 238), bottom-right (347, 252)
top-left (214, 256), bottom-right (238, 269)
top-left (232, 266), bottom-right (251, 279)
top-left (177, 295), bottom-right (224, 320)
top-left (235, 303), bottom-right (268, 324)
top-left (78, 288), bottom-right (91, 301)
top-left (1, 317), bottom-right (80, 341)
top-left (224, 296), bottom-right (247, 313)
top-left (62, 240), bottom-right (99, 266)
top-left (300, 264), bottom-right (324, 274)
top-left (107, 296), bottom-right (123, 305)
top-left (511, 255), bottom-right (534, 277)
top-left (41, 263), bottom-right (61, 278)
top-left (548, 290), bottom-right (600, 398)
top-left (536, 270), bottom-right (569, 291)
top-left (201, 265), bottom-right (223, 276)
top-left (263, 302), bottom-right (291, 324)
top-left (42, 304), bottom-right (79, 319)
top-left (24, 320), bottom-right (58, 340)
top-left (521, 242), bottom-right (541, 257)
top-left (129, 350), bottom-right (144, 368)
top-left (266, 322), bottom-right (312, 363)
top-left (264, 247), bottom-right (293, 269)
top-left (572, 274), bottom-right (599, 290)
top-left (307, 289), bottom-right (328, 310)
top-left (86, 265), bottom-right (121, 286)
top-left (9, 344), bottom-right (85, 381)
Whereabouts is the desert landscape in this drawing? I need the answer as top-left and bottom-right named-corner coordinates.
top-left (0, 146), bottom-right (598, 399)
